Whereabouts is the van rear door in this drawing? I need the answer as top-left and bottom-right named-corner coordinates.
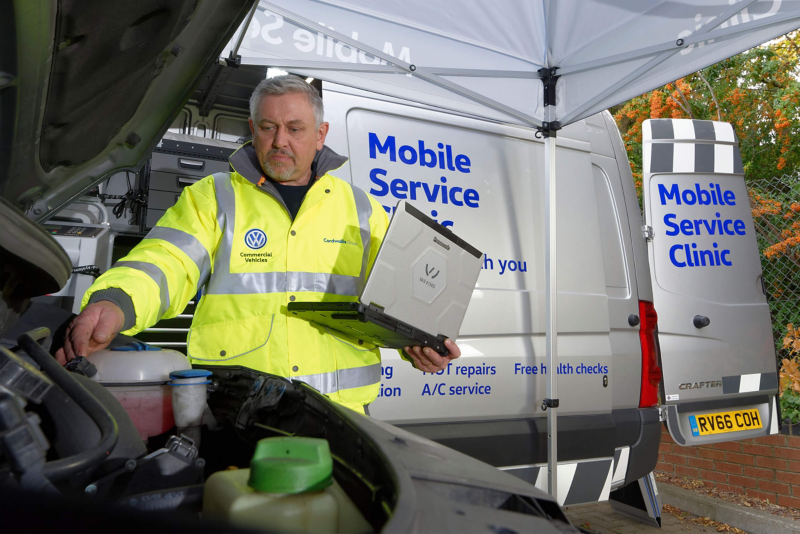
top-left (643, 119), bottom-right (780, 446)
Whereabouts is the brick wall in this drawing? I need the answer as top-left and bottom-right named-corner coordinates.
top-left (656, 427), bottom-right (800, 508)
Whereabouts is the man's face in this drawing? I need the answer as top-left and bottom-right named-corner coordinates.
top-left (249, 92), bottom-right (328, 185)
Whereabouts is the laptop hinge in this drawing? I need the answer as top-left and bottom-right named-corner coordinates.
top-left (367, 302), bottom-right (385, 313)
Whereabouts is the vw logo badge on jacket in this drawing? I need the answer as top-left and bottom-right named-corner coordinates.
top-left (245, 229), bottom-right (267, 249)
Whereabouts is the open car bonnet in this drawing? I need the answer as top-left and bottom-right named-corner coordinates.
top-left (1, 0), bottom-right (253, 222)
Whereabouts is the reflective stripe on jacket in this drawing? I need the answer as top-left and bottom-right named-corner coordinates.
top-left (83, 143), bottom-right (390, 410)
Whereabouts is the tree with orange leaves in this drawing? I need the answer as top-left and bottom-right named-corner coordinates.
top-left (613, 31), bottom-right (800, 197)
top-left (613, 30), bottom-right (800, 275)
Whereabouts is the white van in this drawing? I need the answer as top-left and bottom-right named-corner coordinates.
top-left (316, 83), bottom-right (781, 507)
top-left (60, 78), bottom-right (780, 513)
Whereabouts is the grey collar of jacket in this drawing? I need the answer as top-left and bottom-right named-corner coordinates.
top-left (229, 142), bottom-right (349, 186)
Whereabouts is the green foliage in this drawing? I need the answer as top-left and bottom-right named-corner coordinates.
top-left (780, 388), bottom-right (800, 425)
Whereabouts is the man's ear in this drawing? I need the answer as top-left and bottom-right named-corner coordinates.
top-left (316, 122), bottom-right (330, 150)
top-left (248, 117), bottom-right (256, 139)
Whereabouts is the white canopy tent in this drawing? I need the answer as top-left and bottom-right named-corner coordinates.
top-left (225, 0), bottom-right (800, 497)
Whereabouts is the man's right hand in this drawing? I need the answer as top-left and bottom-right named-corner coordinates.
top-left (55, 301), bottom-right (125, 364)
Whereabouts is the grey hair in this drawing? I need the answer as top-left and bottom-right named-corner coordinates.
top-left (249, 75), bottom-right (324, 128)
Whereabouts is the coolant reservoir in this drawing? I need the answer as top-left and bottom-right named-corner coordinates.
top-left (91, 342), bottom-right (191, 439)
top-left (204, 437), bottom-right (371, 533)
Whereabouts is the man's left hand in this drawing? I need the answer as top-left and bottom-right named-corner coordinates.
top-left (404, 339), bottom-right (461, 373)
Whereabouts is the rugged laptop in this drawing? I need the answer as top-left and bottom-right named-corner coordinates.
top-left (288, 201), bottom-right (482, 355)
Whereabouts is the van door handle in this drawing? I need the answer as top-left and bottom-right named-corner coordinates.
top-left (179, 158), bottom-right (204, 170)
top-left (693, 315), bottom-right (710, 329)
top-left (177, 176), bottom-right (200, 187)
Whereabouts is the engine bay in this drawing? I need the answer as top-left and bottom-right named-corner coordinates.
top-left (0, 329), bottom-right (394, 532)
top-left (0, 327), bottom-right (573, 533)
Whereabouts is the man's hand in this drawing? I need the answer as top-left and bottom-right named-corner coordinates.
top-left (403, 339), bottom-right (461, 373)
top-left (55, 301), bottom-right (125, 364)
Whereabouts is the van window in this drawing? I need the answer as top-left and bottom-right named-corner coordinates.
top-left (214, 115), bottom-right (250, 143)
top-left (168, 109), bottom-right (191, 135)
top-left (593, 164), bottom-right (629, 295)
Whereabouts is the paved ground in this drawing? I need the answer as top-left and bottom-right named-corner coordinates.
top-left (564, 501), bottom-right (740, 533)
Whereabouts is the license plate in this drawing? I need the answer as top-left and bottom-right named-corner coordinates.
top-left (689, 408), bottom-right (763, 436)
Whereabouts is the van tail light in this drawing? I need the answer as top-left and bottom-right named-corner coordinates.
top-left (638, 300), bottom-right (662, 408)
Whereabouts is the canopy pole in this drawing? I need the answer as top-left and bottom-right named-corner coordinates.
top-left (544, 133), bottom-right (558, 499)
top-left (538, 65), bottom-right (561, 500)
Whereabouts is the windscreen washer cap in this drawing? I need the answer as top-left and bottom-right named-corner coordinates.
top-left (248, 437), bottom-right (333, 494)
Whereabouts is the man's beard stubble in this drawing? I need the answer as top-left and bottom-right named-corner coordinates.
top-left (261, 149), bottom-right (296, 182)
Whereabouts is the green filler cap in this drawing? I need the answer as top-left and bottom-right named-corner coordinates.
top-left (248, 437), bottom-right (333, 494)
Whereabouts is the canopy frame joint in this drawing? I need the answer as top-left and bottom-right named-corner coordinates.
top-left (538, 67), bottom-right (561, 138)
top-left (537, 122), bottom-right (561, 138)
top-left (539, 67), bottom-right (560, 107)
top-left (541, 398), bottom-right (560, 411)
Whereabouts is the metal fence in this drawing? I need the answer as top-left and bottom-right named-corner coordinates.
top-left (747, 173), bottom-right (800, 363)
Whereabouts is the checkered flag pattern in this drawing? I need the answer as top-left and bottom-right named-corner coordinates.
top-left (721, 372), bottom-right (779, 394)
top-left (643, 119), bottom-right (744, 175)
top-left (502, 450), bottom-right (629, 506)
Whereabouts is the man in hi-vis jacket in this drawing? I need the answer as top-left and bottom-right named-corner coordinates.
top-left (57, 75), bottom-right (461, 412)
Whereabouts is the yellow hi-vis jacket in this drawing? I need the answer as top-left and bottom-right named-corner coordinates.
top-left (83, 144), bottom-right (390, 411)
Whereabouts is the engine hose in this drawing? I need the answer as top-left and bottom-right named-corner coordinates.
top-left (18, 329), bottom-right (119, 482)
